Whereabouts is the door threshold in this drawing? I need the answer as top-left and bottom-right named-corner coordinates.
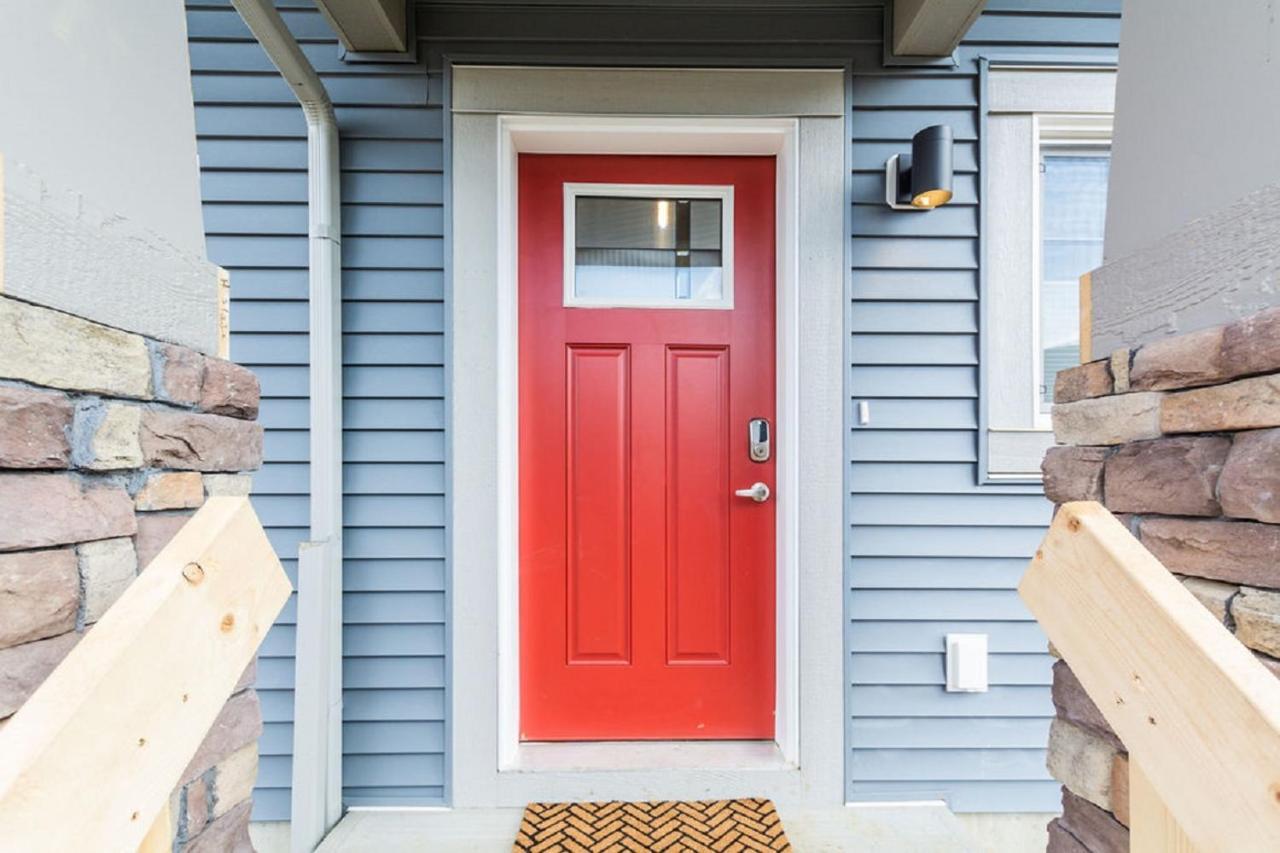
top-left (503, 739), bottom-right (790, 773)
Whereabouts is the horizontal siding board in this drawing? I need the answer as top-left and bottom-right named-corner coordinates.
top-left (849, 686), bottom-right (1053, 718)
top-left (849, 462), bottom-right (1045, 495)
top-left (851, 236), bottom-right (978, 269)
top-left (187, 6), bottom-right (334, 39)
top-left (205, 204), bottom-right (443, 238)
top-left (192, 72), bottom-right (429, 107)
top-left (345, 591), bottom-right (446, 623)
top-left (850, 109), bottom-right (977, 141)
top-left (850, 654), bottom-right (1052, 686)
top-left (848, 622), bottom-right (1048, 654)
top-left (223, 268), bottom-right (445, 301)
top-left (344, 754), bottom-right (446, 788)
top-left (195, 104), bottom-right (443, 139)
top-left (966, 13), bottom-right (1122, 45)
top-left (847, 780), bottom-right (1062, 813)
top-left (849, 366), bottom-right (976, 398)
top-left (849, 557), bottom-right (1029, 590)
top-left (847, 494), bottom-right (1051, 526)
top-left (850, 525), bottom-right (1044, 558)
top-left (848, 589), bottom-right (1034, 622)
top-left (844, 398), bottom-right (976, 430)
top-left (344, 657), bottom-right (445, 689)
top-left (849, 717), bottom-right (1051, 749)
top-left (985, 0), bottom-right (1121, 12)
top-left (345, 624), bottom-right (446, 658)
top-left (851, 270), bottom-right (977, 302)
top-left (344, 721), bottom-right (446, 754)
top-left (344, 788), bottom-right (444, 806)
top-left (849, 748), bottom-right (1051, 780)
top-left (851, 205), bottom-right (978, 239)
top-left (344, 559), bottom-right (447, 592)
top-left (344, 688), bottom-right (444, 722)
top-left (188, 39), bottom-right (433, 75)
top-left (848, 430), bottom-right (975, 463)
top-left (850, 75), bottom-right (976, 109)
top-left (850, 302), bottom-right (977, 334)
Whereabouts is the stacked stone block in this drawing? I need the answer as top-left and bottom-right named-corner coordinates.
top-left (0, 295), bottom-right (263, 850)
top-left (1041, 305), bottom-right (1280, 852)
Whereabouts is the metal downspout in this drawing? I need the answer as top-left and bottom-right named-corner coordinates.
top-left (229, 2), bottom-right (344, 849)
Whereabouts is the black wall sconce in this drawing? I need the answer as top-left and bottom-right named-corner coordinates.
top-left (885, 124), bottom-right (954, 210)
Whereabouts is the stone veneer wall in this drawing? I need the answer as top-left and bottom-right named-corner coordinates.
top-left (1039, 305), bottom-right (1280, 852)
top-left (0, 294), bottom-right (265, 850)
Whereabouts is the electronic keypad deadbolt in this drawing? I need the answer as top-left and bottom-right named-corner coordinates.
top-left (748, 418), bottom-right (771, 462)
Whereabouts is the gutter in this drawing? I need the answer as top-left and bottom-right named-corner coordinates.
top-left (229, 2), bottom-right (344, 850)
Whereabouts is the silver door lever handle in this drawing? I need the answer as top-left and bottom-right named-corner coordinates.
top-left (734, 482), bottom-right (771, 503)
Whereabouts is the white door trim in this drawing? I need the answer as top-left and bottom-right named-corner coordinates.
top-left (450, 66), bottom-right (846, 808)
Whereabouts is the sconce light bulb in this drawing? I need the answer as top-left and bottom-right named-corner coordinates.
top-left (912, 189), bottom-right (953, 208)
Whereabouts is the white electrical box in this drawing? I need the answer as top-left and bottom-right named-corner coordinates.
top-left (945, 633), bottom-right (988, 693)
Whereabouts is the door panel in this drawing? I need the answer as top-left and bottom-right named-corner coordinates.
top-left (519, 154), bottom-right (776, 741)
top-left (565, 344), bottom-right (632, 665)
top-left (665, 346), bottom-right (731, 665)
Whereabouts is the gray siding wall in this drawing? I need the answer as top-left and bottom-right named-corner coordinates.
top-left (186, 0), bottom-right (1119, 820)
top-left (847, 4), bottom-right (1120, 811)
top-left (187, 0), bottom-right (447, 819)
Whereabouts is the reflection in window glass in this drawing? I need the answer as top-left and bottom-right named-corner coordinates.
top-left (1041, 151), bottom-right (1110, 406)
top-left (574, 196), bottom-right (724, 303)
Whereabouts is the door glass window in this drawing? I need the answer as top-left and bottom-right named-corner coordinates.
top-left (566, 187), bottom-right (733, 308)
top-left (1040, 149), bottom-right (1110, 406)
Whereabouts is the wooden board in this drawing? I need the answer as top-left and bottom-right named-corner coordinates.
top-left (0, 497), bottom-right (290, 852)
top-left (1021, 501), bottom-right (1280, 851)
top-left (1079, 271), bottom-right (1092, 363)
top-left (217, 266), bottom-right (231, 360)
top-left (1130, 760), bottom-right (1198, 853)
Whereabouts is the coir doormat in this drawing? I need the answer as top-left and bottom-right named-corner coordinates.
top-left (514, 797), bottom-right (792, 852)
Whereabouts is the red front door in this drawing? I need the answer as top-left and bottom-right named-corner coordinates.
top-left (519, 154), bottom-right (776, 741)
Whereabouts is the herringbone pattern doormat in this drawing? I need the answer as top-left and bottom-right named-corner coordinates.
top-left (514, 797), bottom-right (792, 852)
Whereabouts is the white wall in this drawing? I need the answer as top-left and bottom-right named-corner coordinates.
top-left (1105, 0), bottom-right (1280, 260)
top-left (0, 0), bottom-right (205, 257)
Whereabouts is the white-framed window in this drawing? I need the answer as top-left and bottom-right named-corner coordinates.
top-left (1037, 131), bottom-right (1111, 410)
top-left (985, 69), bottom-right (1116, 479)
top-left (562, 183), bottom-right (735, 309)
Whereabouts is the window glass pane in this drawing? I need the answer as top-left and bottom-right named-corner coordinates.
top-left (574, 196), bottom-right (724, 304)
top-left (1041, 152), bottom-right (1110, 406)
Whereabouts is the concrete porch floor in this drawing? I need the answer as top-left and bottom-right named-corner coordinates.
top-left (252, 807), bottom-right (1053, 852)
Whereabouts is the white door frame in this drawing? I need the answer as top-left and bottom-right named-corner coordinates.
top-left (450, 66), bottom-right (846, 808)
top-left (498, 115), bottom-right (798, 764)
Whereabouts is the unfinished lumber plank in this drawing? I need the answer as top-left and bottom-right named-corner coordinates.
top-left (1130, 760), bottom-right (1198, 853)
top-left (1079, 271), bottom-right (1092, 363)
top-left (136, 802), bottom-right (172, 853)
top-left (1020, 501), bottom-right (1280, 852)
top-left (0, 496), bottom-right (290, 852)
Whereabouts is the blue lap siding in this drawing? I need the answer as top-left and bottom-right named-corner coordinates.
top-left (185, 0), bottom-right (1119, 820)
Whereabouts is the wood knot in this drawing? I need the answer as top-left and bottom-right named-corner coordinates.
top-left (1067, 516), bottom-right (1081, 532)
top-left (182, 562), bottom-right (205, 585)
top-left (220, 613), bottom-right (236, 633)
